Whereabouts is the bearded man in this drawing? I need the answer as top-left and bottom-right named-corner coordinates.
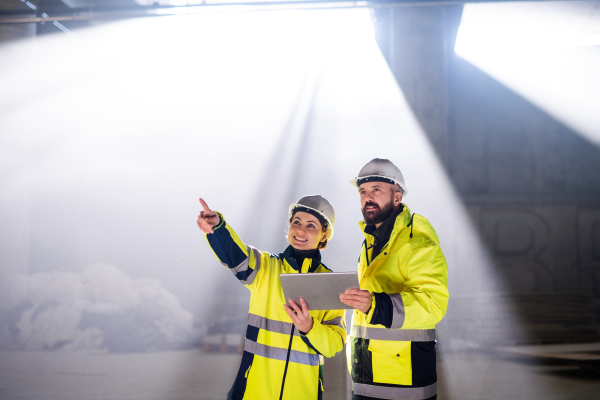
top-left (340, 158), bottom-right (449, 400)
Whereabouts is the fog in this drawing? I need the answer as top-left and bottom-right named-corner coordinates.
top-left (0, 7), bottom-right (516, 399)
top-left (0, 263), bottom-right (193, 351)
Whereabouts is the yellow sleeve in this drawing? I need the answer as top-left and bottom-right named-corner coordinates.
top-left (399, 237), bottom-right (449, 329)
top-left (302, 309), bottom-right (346, 358)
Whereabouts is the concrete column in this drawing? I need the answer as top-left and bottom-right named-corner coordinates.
top-left (372, 5), bottom-right (463, 169)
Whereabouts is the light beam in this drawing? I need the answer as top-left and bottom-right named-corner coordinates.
top-left (455, 1), bottom-right (600, 147)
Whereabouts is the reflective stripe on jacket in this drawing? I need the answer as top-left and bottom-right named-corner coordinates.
top-left (206, 212), bottom-right (346, 400)
top-left (348, 204), bottom-right (448, 400)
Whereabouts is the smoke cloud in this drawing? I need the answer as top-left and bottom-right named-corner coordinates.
top-left (0, 263), bottom-right (193, 352)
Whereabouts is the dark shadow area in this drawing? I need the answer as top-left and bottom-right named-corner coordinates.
top-left (539, 366), bottom-right (600, 380)
top-left (448, 56), bottom-right (600, 201)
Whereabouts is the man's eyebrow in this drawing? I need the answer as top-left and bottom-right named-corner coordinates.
top-left (361, 184), bottom-right (383, 189)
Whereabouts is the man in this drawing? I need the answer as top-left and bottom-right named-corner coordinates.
top-left (340, 158), bottom-right (449, 400)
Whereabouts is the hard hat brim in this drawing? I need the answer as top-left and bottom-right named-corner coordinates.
top-left (350, 175), bottom-right (408, 196)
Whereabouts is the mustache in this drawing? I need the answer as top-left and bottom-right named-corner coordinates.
top-left (363, 202), bottom-right (380, 212)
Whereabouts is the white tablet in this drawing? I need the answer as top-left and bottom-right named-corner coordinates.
top-left (279, 271), bottom-right (359, 310)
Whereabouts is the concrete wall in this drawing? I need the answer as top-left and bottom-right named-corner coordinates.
top-left (372, 6), bottom-right (600, 304)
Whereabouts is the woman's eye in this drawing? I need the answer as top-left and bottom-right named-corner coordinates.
top-left (293, 221), bottom-right (300, 225)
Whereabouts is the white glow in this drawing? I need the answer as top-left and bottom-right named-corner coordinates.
top-left (0, 7), bottom-right (381, 336)
top-left (0, 8), bottom-right (504, 398)
top-left (0, 3), bottom-right (498, 330)
top-left (456, 1), bottom-right (600, 51)
top-left (455, 1), bottom-right (600, 146)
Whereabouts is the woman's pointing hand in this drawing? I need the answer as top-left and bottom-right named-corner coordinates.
top-left (197, 198), bottom-right (221, 234)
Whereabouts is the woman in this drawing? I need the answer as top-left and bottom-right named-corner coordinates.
top-left (196, 195), bottom-right (346, 400)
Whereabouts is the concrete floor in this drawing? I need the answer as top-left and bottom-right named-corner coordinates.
top-left (438, 350), bottom-right (600, 400)
top-left (0, 349), bottom-right (598, 400)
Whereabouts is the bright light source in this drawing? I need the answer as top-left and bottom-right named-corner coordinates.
top-left (455, 1), bottom-right (600, 146)
top-left (456, 1), bottom-right (600, 51)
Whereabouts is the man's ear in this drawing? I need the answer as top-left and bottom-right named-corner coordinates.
top-left (394, 191), bottom-right (403, 206)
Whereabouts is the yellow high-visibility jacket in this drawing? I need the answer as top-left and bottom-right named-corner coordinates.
top-left (347, 204), bottom-right (448, 400)
top-left (206, 213), bottom-right (346, 400)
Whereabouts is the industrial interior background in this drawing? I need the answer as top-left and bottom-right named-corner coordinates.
top-left (0, 0), bottom-right (599, 399)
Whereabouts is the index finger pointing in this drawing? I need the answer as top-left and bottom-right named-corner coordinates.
top-left (199, 198), bottom-right (212, 213)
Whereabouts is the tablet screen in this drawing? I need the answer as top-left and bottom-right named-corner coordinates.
top-left (279, 271), bottom-right (359, 310)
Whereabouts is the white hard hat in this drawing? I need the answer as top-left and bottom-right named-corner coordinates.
top-left (288, 195), bottom-right (335, 240)
top-left (350, 158), bottom-right (408, 196)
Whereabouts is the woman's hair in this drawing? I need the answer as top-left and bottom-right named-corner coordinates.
top-left (288, 208), bottom-right (329, 249)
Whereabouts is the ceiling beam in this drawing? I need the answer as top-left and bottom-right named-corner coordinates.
top-left (0, 0), bottom-right (578, 24)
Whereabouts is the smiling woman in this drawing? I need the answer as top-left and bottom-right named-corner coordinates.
top-left (196, 195), bottom-right (345, 400)
top-left (288, 211), bottom-right (328, 250)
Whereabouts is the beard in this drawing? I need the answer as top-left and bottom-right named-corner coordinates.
top-left (362, 195), bottom-right (395, 226)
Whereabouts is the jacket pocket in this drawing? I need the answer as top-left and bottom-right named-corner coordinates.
top-left (368, 339), bottom-right (412, 386)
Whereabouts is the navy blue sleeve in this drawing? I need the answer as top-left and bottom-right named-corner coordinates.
top-left (205, 219), bottom-right (248, 270)
top-left (370, 292), bottom-right (393, 328)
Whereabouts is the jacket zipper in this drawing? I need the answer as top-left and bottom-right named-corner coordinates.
top-left (365, 241), bottom-right (389, 267)
top-left (280, 258), bottom-right (302, 400)
top-left (279, 321), bottom-right (295, 399)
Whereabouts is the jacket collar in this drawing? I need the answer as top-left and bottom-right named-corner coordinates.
top-left (280, 245), bottom-right (322, 273)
